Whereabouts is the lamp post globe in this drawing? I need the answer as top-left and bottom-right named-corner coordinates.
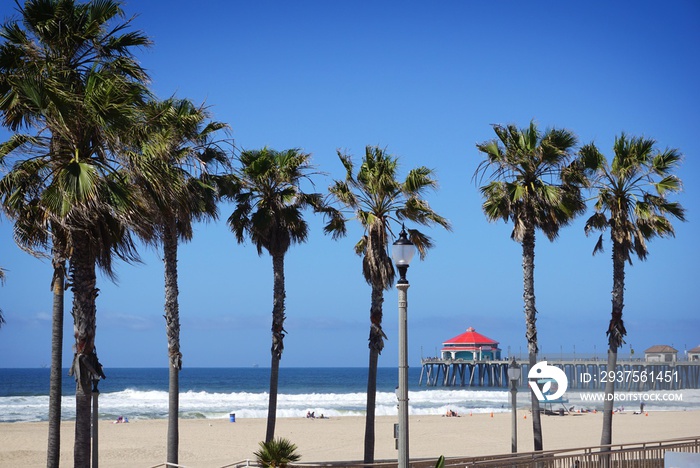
top-left (392, 226), bottom-right (415, 283)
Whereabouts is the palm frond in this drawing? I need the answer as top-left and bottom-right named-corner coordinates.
top-left (592, 233), bottom-right (604, 256)
top-left (585, 212), bottom-right (609, 236)
top-left (651, 148), bottom-right (682, 175)
top-left (654, 175), bottom-right (682, 196)
top-left (406, 228), bottom-right (433, 260)
top-left (402, 166), bottom-right (437, 195)
top-left (354, 236), bottom-right (367, 256)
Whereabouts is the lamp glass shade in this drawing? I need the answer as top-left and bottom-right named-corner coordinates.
top-left (507, 364), bottom-right (521, 382)
top-left (392, 242), bottom-right (415, 266)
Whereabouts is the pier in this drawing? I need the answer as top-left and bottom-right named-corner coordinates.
top-left (418, 358), bottom-right (700, 390)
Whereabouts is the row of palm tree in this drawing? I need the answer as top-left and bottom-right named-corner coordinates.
top-left (0, 1), bottom-right (685, 466)
top-left (0, 2), bottom-right (452, 466)
top-left (0, 1), bottom-right (151, 466)
top-left (475, 122), bottom-right (685, 452)
top-left (0, 3), bottom-right (235, 466)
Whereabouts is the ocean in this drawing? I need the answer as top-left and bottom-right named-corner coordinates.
top-left (1, 367), bottom-right (697, 423)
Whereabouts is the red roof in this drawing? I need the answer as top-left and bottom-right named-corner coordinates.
top-left (645, 345), bottom-right (677, 353)
top-left (443, 327), bottom-right (499, 346)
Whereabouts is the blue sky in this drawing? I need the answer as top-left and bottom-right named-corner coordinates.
top-left (1, 1), bottom-right (698, 369)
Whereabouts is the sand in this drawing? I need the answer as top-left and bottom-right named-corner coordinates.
top-left (1, 410), bottom-right (699, 467)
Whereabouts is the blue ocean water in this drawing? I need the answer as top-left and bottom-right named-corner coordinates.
top-left (0, 367), bottom-right (419, 397)
top-left (1, 367), bottom-right (697, 423)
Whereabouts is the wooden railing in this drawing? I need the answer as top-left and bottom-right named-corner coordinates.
top-left (146, 437), bottom-right (700, 467)
top-left (289, 436), bottom-right (700, 468)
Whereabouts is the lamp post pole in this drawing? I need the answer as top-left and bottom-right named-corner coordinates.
top-left (510, 376), bottom-right (517, 453)
top-left (392, 226), bottom-right (415, 468)
top-left (397, 280), bottom-right (409, 468)
top-left (507, 358), bottom-right (521, 454)
top-left (92, 378), bottom-right (100, 468)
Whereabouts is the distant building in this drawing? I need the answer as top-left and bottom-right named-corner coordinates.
top-left (440, 327), bottom-right (501, 361)
top-left (688, 346), bottom-right (700, 362)
top-left (644, 345), bottom-right (678, 362)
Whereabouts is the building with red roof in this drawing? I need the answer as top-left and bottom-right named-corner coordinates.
top-left (440, 326), bottom-right (501, 361)
top-left (644, 345), bottom-right (678, 362)
top-left (689, 345), bottom-right (700, 362)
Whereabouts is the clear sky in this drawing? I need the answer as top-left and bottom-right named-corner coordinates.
top-left (1, 1), bottom-right (698, 369)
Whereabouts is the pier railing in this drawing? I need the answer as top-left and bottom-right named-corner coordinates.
top-left (419, 358), bottom-right (700, 390)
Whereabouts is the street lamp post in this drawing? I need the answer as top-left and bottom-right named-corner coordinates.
top-left (507, 358), bottom-right (521, 454)
top-left (392, 226), bottom-right (415, 468)
top-left (92, 377), bottom-right (100, 468)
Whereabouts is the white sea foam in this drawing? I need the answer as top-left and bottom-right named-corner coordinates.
top-left (2, 388), bottom-right (699, 423)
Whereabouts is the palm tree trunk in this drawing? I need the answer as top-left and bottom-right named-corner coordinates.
top-left (163, 218), bottom-right (181, 465)
top-left (522, 224), bottom-right (543, 452)
top-left (364, 284), bottom-right (385, 464)
top-left (266, 252), bottom-right (286, 443)
top-left (601, 238), bottom-right (626, 451)
top-left (47, 241), bottom-right (66, 468)
top-left (364, 348), bottom-right (379, 464)
top-left (69, 233), bottom-right (100, 468)
top-left (600, 347), bottom-right (618, 462)
top-left (75, 382), bottom-right (92, 468)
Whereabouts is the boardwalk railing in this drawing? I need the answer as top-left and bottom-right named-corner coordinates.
top-left (146, 437), bottom-right (700, 467)
top-left (289, 436), bottom-right (700, 468)
top-left (149, 460), bottom-right (255, 468)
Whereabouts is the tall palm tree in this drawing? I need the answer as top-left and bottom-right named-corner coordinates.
top-left (0, 153), bottom-right (5, 329)
top-left (2, 142), bottom-right (143, 457)
top-left (127, 97), bottom-right (230, 465)
top-left (327, 146), bottom-right (450, 463)
top-left (475, 122), bottom-right (585, 451)
top-left (0, 136), bottom-right (75, 467)
top-left (227, 147), bottom-right (333, 442)
top-left (578, 134), bottom-right (685, 450)
top-left (0, 146), bottom-right (69, 467)
top-left (0, 1), bottom-right (150, 465)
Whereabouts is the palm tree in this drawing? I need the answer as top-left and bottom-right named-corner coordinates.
top-left (254, 437), bottom-right (302, 468)
top-left (0, 1), bottom-right (150, 465)
top-left (127, 97), bottom-right (230, 465)
top-left (578, 134), bottom-right (685, 450)
top-left (227, 147), bottom-right (333, 442)
top-left (0, 148), bottom-right (69, 467)
top-left (327, 146), bottom-right (450, 463)
top-left (474, 122), bottom-right (585, 451)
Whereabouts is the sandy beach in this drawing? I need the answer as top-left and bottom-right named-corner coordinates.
top-left (1, 410), bottom-right (699, 467)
